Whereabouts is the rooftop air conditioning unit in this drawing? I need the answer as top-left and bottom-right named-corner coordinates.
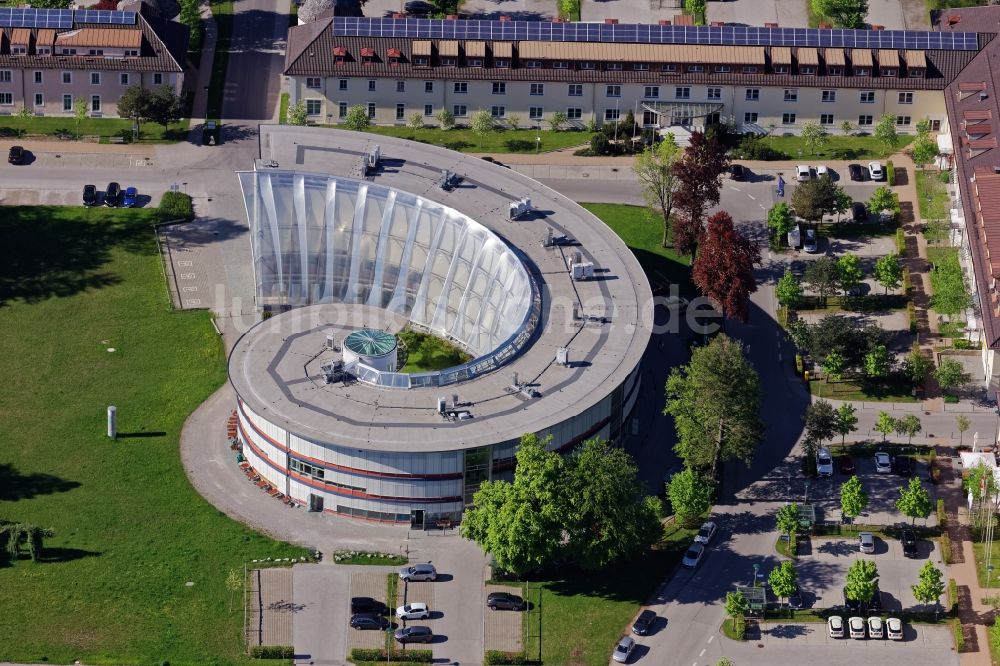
top-left (556, 347), bottom-right (569, 366)
top-left (437, 397), bottom-right (447, 413)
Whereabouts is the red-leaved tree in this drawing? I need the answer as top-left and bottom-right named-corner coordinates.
top-left (671, 131), bottom-right (730, 258)
top-left (692, 211), bottom-right (761, 325)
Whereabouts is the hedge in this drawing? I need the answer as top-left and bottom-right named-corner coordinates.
top-left (249, 646), bottom-right (294, 659)
top-left (896, 227), bottom-right (906, 256)
top-left (938, 499), bottom-right (947, 528)
top-left (887, 160), bottom-right (896, 186)
top-left (948, 578), bottom-right (958, 614)
top-left (349, 648), bottom-right (433, 663)
top-left (942, 533), bottom-right (952, 565)
top-left (907, 301), bottom-right (917, 334)
top-left (158, 191), bottom-right (195, 222)
top-left (953, 617), bottom-right (966, 652)
top-left (485, 651), bottom-right (528, 665)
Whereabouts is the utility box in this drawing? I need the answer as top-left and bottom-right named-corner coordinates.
top-left (508, 197), bottom-right (533, 220)
top-left (365, 145), bottom-right (381, 174)
top-left (571, 262), bottom-right (594, 280)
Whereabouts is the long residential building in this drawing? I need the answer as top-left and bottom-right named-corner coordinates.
top-left (0, 6), bottom-right (188, 119)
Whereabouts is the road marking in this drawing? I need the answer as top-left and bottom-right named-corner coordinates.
top-left (182, 286), bottom-right (198, 293)
top-left (707, 635), bottom-right (714, 644)
top-left (699, 649), bottom-right (706, 657)
top-left (747, 194), bottom-right (756, 200)
top-left (730, 187), bottom-right (742, 192)
top-left (179, 273), bottom-right (195, 279)
top-left (188, 299), bottom-right (202, 305)
top-left (178, 260), bottom-right (193, 267)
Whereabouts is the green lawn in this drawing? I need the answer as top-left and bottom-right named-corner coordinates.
top-left (523, 522), bottom-right (696, 665)
top-left (348, 124), bottom-right (591, 154)
top-left (973, 541), bottom-right (1000, 588)
top-left (397, 328), bottom-right (471, 373)
top-left (915, 170), bottom-right (951, 222)
top-left (0, 205), bottom-right (308, 664)
top-left (808, 373), bottom-right (920, 402)
top-left (207, 0), bottom-right (234, 120)
top-left (758, 134), bottom-right (915, 161)
top-left (580, 203), bottom-right (695, 297)
top-left (0, 116), bottom-right (187, 143)
top-left (279, 92), bottom-right (290, 125)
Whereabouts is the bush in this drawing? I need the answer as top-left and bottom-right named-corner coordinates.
top-left (939, 170), bottom-right (951, 184)
top-left (249, 646), bottom-right (294, 659)
top-left (907, 302), bottom-right (917, 334)
top-left (942, 533), bottom-right (952, 565)
top-left (158, 191), bottom-right (194, 222)
top-left (948, 578), bottom-right (958, 614)
top-left (903, 267), bottom-right (912, 295)
top-left (896, 227), bottom-right (906, 256)
top-left (953, 617), bottom-right (966, 652)
top-left (990, 618), bottom-right (1000, 654)
top-left (736, 135), bottom-right (789, 160)
top-left (795, 353), bottom-right (804, 375)
top-left (938, 499), bottom-right (947, 527)
top-left (887, 160), bottom-right (896, 186)
top-left (484, 651), bottom-right (528, 665)
top-left (349, 648), bottom-right (433, 663)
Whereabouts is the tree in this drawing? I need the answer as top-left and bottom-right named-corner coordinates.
top-left (896, 476), bottom-right (932, 523)
top-left (435, 108), bottom-right (455, 130)
top-left (837, 254), bottom-right (864, 296)
top-left (912, 560), bottom-right (946, 617)
top-left (632, 135), bottom-right (681, 247)
top-left (767, 202), bottom-right (797, 239)
top-left (725, 590), bottom-right (749, 631)
top-left (343, 104), bottom-right (370, 131)
top-left (936, 358), bottom-right (970, 393)
top-left (813, 0), bottom-right (869, 28)
top-left (874, 411), bottom-right (895, 442)
top-left (911, 133), bottom-right (938, 169)
top-left (716, 660), bottom-right (735, 666)
top-left (470, 109), bottom-right (495, 147)
top-left (775, 503), bottom-right (800, 540)
top-left (800, 121), bottom-right (830, 156)
top-left (832, 188), bottom-right (854, 222)
top-left (685, 0), bottom-right (707, 24)
top-left (691, 211), bottom-right (761, 324)
top-left (841, 120), bottom-right (854, 136)
top-left (789, 314), bottom-right (882, 373)
top-left (791, 174), bottom-right (841, 222)
top-left (822, 351), bottom-right (846, 382)
top-left (894, 414), bottom-right (923, 446)
top-left (225, 568), bottom-right (242, 612)
top-left (875, 114), bottom-right (900, 154)
top-left (804, 400), bottom-right (837, 444)
top-left (548, 110), bottom-right (568, 131)
top-left (672, 131), bottom-right (730, 258)
top-left (667, 467), bottom-right (714, 527)
top-left (957, 414), bottom-right (971, 446)
top-left (902, 349), bottom-right (933, 384)
top-left (507, 114), bottom-right (521, 130)
top-left (864, 344), bottom-right (892, 379)
top-left (407, 111), bottom-right (424, 131)
top-left (0, 523), bottom-right (53, 562)
top-left (287, 100), bottom-right (308, 126)
top-left (22, 0), bottom-right (70, 6)
top-left (965, 463), bottom-right (998, 502)
top-left (804, 256), bottom-right (840, 306)
top-left (73, 96), bottom-right (89, 137)
top-left (299, 0), bottom-right (334, 23)
top-left (834, 403), bottom-right (858, 444)
top-left (664, 335), bottom-right (764, 479)
top-left (147, 85), bottom-right (184, 135)
top-left (869, 186), bottom-right (901, 219)
top-left (178, 0), bottom-right (201, 47)
top-left (873, 254), bottom-right (903, 294)
top-left (845, 559), bottom-right (879, 605)
top-left (841, 475), bottom-right (868, 522)
top-left (775, 269), bottom-right (803, 309)
top-left (769, 561), bottom-right (798, 607)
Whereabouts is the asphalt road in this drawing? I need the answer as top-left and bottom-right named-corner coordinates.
top-left (223, 0), bottom-right (288, 121)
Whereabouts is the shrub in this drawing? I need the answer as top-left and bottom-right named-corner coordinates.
top-left (942, 533), bottom-right (952, 565)
top-left (249, 646), bottom-right (294, 659)
top-left (736, 135), bottom-right (789, 160)
top-left (939, 170), bottom-right (951, 184)
top-left (896, 228), bottom-right (906, 256)
top-left (158, 191), bottom-right (194, 222)
top-left (887, 160), bottom-right (895, 186)
top-left (903, 267), bottom-right (912, 295)
top-left (938, 499), bottom-right (947, 527)
top-left (795, 353), bottom-right (804, 375)
top-left (907, 302), bottom-right (917, 334)
top-left (953, 617), bottom-right (966, 652)
top-left (948, 578), bottom-right (958, 614)
top-left (484, 651), bottom-right (528, 665)
top-left (990, 619), bottom-right (1000, 654)
top-left (349, 648), bottom-right (433, 663)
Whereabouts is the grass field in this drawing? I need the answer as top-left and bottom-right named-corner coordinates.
top-left (397, 328), bottom-right (471, 373)
top-left (0, 116), bottom-right (187, 142)
top-left (0, 205), bottom-right (308, 664)
top-left (758, 134), bottom-right (915, 161)
top-left (808, 373), bottom-right (920, 402)
top-left (915, 170), bottom-right (951, 222)
top-left (350, 124), bottom-right (591, 154)
top-left (580, 203), bottom-right (695, 297)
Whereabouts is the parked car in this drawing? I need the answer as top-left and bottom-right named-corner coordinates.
top-left (788, 587), bottom-right (804, 610)
top-left (838, 454), bottom-right (855, 474)
top-left (828, 615), bottom-right (845, 638)
top-left (694, 521), bottom-right (717, 545)
top-left (886, 617), bottom-right (904, 640)
top-left (816, 447), bottom-right (833, 477)
top-left (852, 202), bottom-right (868, 222)
top-left (612, 636), bottom-right (636, 663)
top-left (681, 542), bottom-right (705, 568)
top-left (351, 597), bottom-right (388, 615)
top-left (803, 228), bottom-right (818, 253)
top-left (123, 186), bottom-right (138, 208)
top-left (404, 0), bottom-right (435, 15)
top-left (858, 531), bottom-right (876, 554)
top-left (631, 609), bottom-right (656, 636)
top-left (893, 455), bottom-right (915, 476)
top-left (487, 592), bottom-right (526, 611)
top-left (83, 184), bottom-right (98, 207)
top-left (796, 164), bottom-right (812, 181)
top-left (874, 451), bottom-right (892, 473)
top-left (399, 563), bottom-right (437, 581)
top-left (849, 616), bottom-right (867, 639)
top-left (394, 625), bottom-right (433, 644)
top-left (848, 163), bottom-right (864, 181)
top-left (105, 181), bottom-right (122, 207)
top-left (816, 165), bottom-right (830, 178)
top-left (901, 529), bottom-right (918, 558)
top-left (868, 616), bottom-right (884, 639)
top-left (868, 161), bottom-right (885, 180)
top-left (350, 613), bottom-right (389, 630)
top-left (730, 164), bottom-right (748, 181)
top-left (396, 602), bottom-right (431, 620)
top-left (869, 585), bottom-right (883, 611)
top-left (8, 145), bottom-right (24, 164)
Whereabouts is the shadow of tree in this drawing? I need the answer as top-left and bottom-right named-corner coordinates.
top-left (0, 463), bottom-right (80, 501)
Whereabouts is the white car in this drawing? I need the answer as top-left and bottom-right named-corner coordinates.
top-left (868, 616), bottom-right (884, 639)
top-left (886, 617), bottom-right (903, 640)
top-left (395, 602), bottom-right (431, 620)
top-left (828, 615), bottom-right (844, 638)
top-left (874, 452), bottom-right (892, 474)
top-left (612, 635), bottom-right (635, 663)
top-left (816, 165), bottom-right (830, 178)
top-left (694, 521), bottom-right (717, 545)
top-left (803, 228), bottom-right (818, 253)
top-left (849, 616), bottom-right (867, 639)
top-left (681, 542), bottom-right (705, 568)
top-left (816, 447), bottom-right (833, 477)
top-left (868, 161), bottom-right (885, 180)
top-left (796, 164), bottom-right (812, 181)
top-left (858, 531), bottom-right (875, 554)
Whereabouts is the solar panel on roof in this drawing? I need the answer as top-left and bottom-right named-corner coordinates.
top-left (330, 16), bottom-right (981, 51)
top-left (0, 8), bottom-right (73, 28)
top-left (74, 10), bottom-right (137, 25)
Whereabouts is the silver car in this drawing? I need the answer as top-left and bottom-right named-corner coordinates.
top-left (612, 635), bottom-right (635, 663)
top-left (694, 521), bottom-right (717, 545)
top-left (886, 617), bottom-right (903, 640)
top-left (399, 563), bottom-right (437, 581)
top-left (874, 452), bottom-right (892, 474)
top-left (858, 531), bottom-right (875, 554)
top-left (849, 616), bottom-right (866, 639)
top-left (828, 615), bottom-right (844, 638)
top-left (681, 542), bottom-right (705, 568)
top-left (868, 616), bottom-right (884, 639)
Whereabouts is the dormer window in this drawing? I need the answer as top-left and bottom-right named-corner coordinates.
top-left (468, 58), bottom-right (483, 67)
top-left (742, 66), bottom-right (758, 73)
top-left (714, 65), bottom-right (731, 73)
top-left (634, 63), bottom-right (649, 71)
top-left (580, 62), bottom-right (595, 70)
top-left (881, 68), bottom-right (896, 77)
top-left (773, 65), bottom-right (789, 73)
top-left (61, 48), bottom-right (77, 55)
top-left (38, 47), bottom-right (50, 55)
top-left (360, 47), bottom-right (375, 64)
top-left (12, 46), bottom-right (26, 55)
top-left (552, 61), bottom-right (569, 69)
top-left (663, 64), bottom-right (677, 73)
top-left (414, 56), bottom-right (428, 66)
top-left (387, 47), bottom-right (401, 66)
top-left (333, 46), bottom-right (347, 65)
top-left (525, 60), bottom-right (541, 68)
top-left (687, 64), bottom-right (704, 72)
top-left (607, 62), bottom-right (623, 70)
top-left (909, 68), bottom-right (924, 78)
top-left (124, 49), bottom-right (137, 57)
top-left (855, 67), bottom-right (870, 76)
top-left (441, 56), bottom-right (456, 66)
top-left (827, 66), bottom-right (842, 75)
top-left (800, 65), bottom-right (815, 74)
top-left (494, 58), bottom-right (509, 68)
top-left (88, 49), bottom-right (104, 56)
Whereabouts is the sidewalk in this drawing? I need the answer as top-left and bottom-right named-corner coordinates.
top-left (187, 1), bottom-right (218, 130)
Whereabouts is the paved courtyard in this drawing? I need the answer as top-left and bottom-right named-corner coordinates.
top-left (484, 585), bottom-right (524, 653)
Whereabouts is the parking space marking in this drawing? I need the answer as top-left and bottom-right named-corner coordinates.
top-left (182, 287), bottom-right (198, 292)
top-left (188, 299), bottom-right (201, 305)
top-left (699, 648), bottom-right (706, 656)
top-left (178, 260), bottom-right (193, 267)
top-left (179, 273), bottom-right (195, 279)
top-left (707, 635), bottom-right (713, 644)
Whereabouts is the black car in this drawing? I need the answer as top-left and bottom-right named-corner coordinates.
top-left (848, 163), bottom-right (864, 181)
top-left (105, 182), bottom-right (122, 207)
top-left (394, 625), bottom-right (433, 644)
top-left (404, 0), bottom-right (435, 14)
top-left (730, 164), bottom-right (748, 181)
top-left (844, 586), bottom-right (880, 613)
top-left (8, 145), bottom-right (24, 164)
top-left (487, 591), bottom-right (526, 611)
top-left (892, 455), bottom-right (915, 477)
top-left (901, 529), bottom-right (918, 558)
top-left (83, 184), bottom-right (98, 207)
top-left (852, 202), bottom-right (868, 223)
top-left (350, 613), bottom-right (388, 630)
top-left (631, 609), bottom-right (656, 635)
top-left (869, 585), bottom-right (882, 611)
top-left (843, 588), bottom-right (863, 613)
top-left (351, 597), bottom-right (388, 615)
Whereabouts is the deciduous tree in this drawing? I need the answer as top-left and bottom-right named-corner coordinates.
top-left (837, 254), bottom-right (864, 296)
top-left (767, 202), bottom-right (797, 240)
top-left (343, 104), bottom-right (370, 131)
top-left (834, 403), bottom-right (858, 444)
top-left (667, 467), bottom-right (714, 527)
top-left (73, 97), bottom-right (89, 137)
top-left (775, 502), bottom-right (800, 540)
top-left (776, 269), bottom-right (803, 309)
top-left (800, 121), bottom-right (830, 156)
top-left (298, 0), bottom-right (334, 23)
top-left (902, 349), bottom-right (933, 384)
top-left (935, 358), bottom-right (970, 393)
top-left (769, 561), bottom-right (798, 606)
top-left (869, 186), bottom-right (901, 218)
top-left (841, 475), bottom-right (868, 522)
top-left (470, 109), bottom-right (495, 147)
top-left (874, 410), bottom-right (895, 442)
top-left (896, 477), bottom-right (932, 523)
top-left (894, 414), bottom-right (923, 446)
top-left (632, 135), bottom-right (681, 247)
top-left (725, 590), bottom-right (749, 631)
top-left (792, 176), bottom-right (841, 223)
top-left (692, 211), bottom-right (761, 324)
top-left (845, 559), bottom-right (879, 605)
top-left (875, 114), bottom-right (900, 154)
top-left (803, 399), bottom-right (837, 444)
top-left (812, 0), bottom-right (868, 28)
top-left (803, 256), bottom-right (840, 306)
top-left (822, 351), bottom-right (846, 382)
top-left (435, 108), bottom-right (455, 129)
top-left (912, 561), bottom-right (946, 617)
top-left (147, 85), bottom-right (184, 135)
top-left (873, 254), bottom-right (903, 294)
top-left (672, 131), bottom-right (730, 258)
top-left (964, 462), bottom-right (998, 502)
top-left (548, 110), bottom-right (568, 131)
top-left (116, 84), bottom-right (150, 125)
top-left (407, 111), bottom-right (424, 131)
top-left (287, 100), bottom-right (308, 126)
top-left (789, 314), bottom-right (882, 373)
top-left (864, 344), bottom-right (892, 379)
top-left (957, 414), bottom-right (971, 446)
top-left (911, 134), bottom-right (938, 168)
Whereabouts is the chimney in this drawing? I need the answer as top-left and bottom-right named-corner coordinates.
top-left (871, 24), bottom-right (884, 30)
top-left (391, 12), bottom-right (403, 19)
top-left (552, 17), bottom-right (565, 23)
top-left (818, 22), bottom-right (832, 29)
top-left (446, 14), bottom-right (458, 20)
top-left (499, 15), bottom-right (509, 22)
top-left (658, 19), bottom-right (671, 26)
top-left (604, 18), bottom-right (618, 24)
top-left (993, 166), bottom-right (1000, 174)
top-left (981, 92), bottom-right (989, 102)
top-left (948, 15), bottom-right (961, 25)
top-left (764, 22), bottom-right (778, 28)
top-left (710, 21), bottom-right (725, 27)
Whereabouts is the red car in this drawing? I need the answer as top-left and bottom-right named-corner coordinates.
top-left (838, 455), bottom-right (855, 474)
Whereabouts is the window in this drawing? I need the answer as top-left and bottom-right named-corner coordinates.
top-left (525, 60), bottom-right (541, 68)
top-left (774, 65), bottom-right (789, 74)
top-left (580, 62), bottom-right (595, 70)
top-left (820, 113), bottom-right (834, 125)
top-left (494, 58), bottom-right (509, 68)
top-left (745, 88), bottom-right (759, 101)
top-left (63, 94), bottom-right (72, 111)
top-left (368, 79), bottom-right (376, 91)
top-left (714, 65), bottom-right (731, 73)
top-left (0, 92), bottom-right (13, 105)
top-left (782, 113), bottom-right (796, 124)
top-left (931, 119), bottom-right (941, 132)
top-left (553, 61), bottom-right (569, 69)
top-left (898, 92), bottom-right (913, 104)
top-left (124, 49), bottom-right (137, 57)
top-left (90, 72), bottom-right (101, 85)
top-left (860, 91), bottom-right (875, 103)
top-left (828, 66), bottom-right (843, 75)
top-left (441, 57), bottom-right (456, 66)
top-left (606, 85), bottom-right (621, 97)
top-left (744, 112), bottom-right (758, 123)
top-left (529, 106), bottom-right (543, 120)
top-left (634, 63), bottom-right (649, 70)
top-left (34, 93), bottom-right (43, 107)
top-left (306, 77), bottom-right (320, 89)
top-left (567, 107), bottom-right (582, 120)
top-left (424, 104), bottom-right (433, 116)
top-left (492, 81), bottom-right (506, 95)
top-left (491, 105), bottom-right (505, 118)
top-left (33, 71), bottom-right (42, 84)
top-left (339, 78), bottom-right (348, 90)
top-left (707, 87), bottom-right (721, 100)
top-left (675, 87), bottom-right (690, 99)
top-left (687, 64), bottom-right (704, 72)
top-left (530, 83), bottom-right (544, 95)
top-left (394, 103), bottom-right (404, 120)
top-left (800, 66), bottom-right (815, 74)
top-left (396, 80), bottom-right (405, 93)
top-left (153, 73), bottom-right (163, 85)
top-left (909, 68), bottom-right (924, 78)
top-left (453, 104), bottom-right (467, 117)
top-left (414, 56), bottom-right (429, 66)
top-left (364, 102), bottom-right (374, 118)
top-left (858, 114), bottom-right (873, 126)
top-left (88, 49), bottom-right (104, 56)
top-left (454, 81), bottom-right (468, 93)
top-left (61, 48), bottom-right (76, 55)
top-left (784, 89), bottom-right (798, 102)
top-left (90, 95), bottom-right (101, 112)
top-left (62, 72), bottom-right (72, 84)
top-left (568, 84), bottom-right (583, 96)
top-left (339, 101), bottom-right (348, 118)
top-left (896, 115), bottom-right (911, 126)
top-left (607, 62), bottom-right (623, 70)
top-left (855, 67), bottom-right (870, 76)
top-left (604, 108), bottom-right (620, 122)
top-left (821, 90), bottom-right (836, 102)
top-left (881, 68), bottom-right (897, 77)
top-left (468, 58), bottom-right (483, 67)
top-left (644, 86), bottom-right (660, 99)
top-left (424, 81), bottom-right (433, 93)
top-left (307, 99), bottom-right (322, 115)
top-left (742, 66), bottom-right (758, 74)
top-left (664, 63), bottom-right (677, 73)
top-left (12, 46), bottom-right (25, 55)
top-left (120, 73), bottom-right (129, 86)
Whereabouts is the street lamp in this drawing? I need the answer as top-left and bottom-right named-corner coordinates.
top-left (753, 563), bottom-right (761, 587)
top-left (804, 480), bottom-right (811, 503)
top-left (536, 134), bottom-right (540, 154)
